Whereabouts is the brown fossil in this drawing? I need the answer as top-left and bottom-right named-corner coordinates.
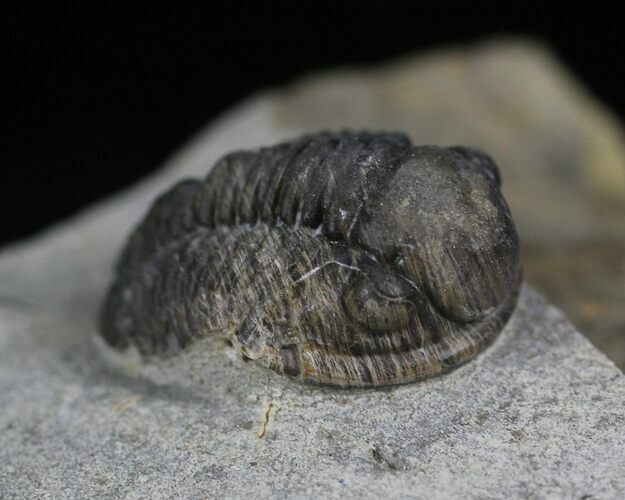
top-left (99, 131), bottom-right (522, 387)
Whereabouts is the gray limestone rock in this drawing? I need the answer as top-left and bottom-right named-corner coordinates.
top-left (1, 41), bottom-right (624, 498)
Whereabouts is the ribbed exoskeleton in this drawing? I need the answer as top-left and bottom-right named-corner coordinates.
top-left (99, 131), bottom-right (521, 387)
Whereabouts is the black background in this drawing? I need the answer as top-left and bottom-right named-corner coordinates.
top-left (3, 3), bottom-right (624, 245)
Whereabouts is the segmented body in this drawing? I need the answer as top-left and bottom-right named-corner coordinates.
top-left (99, 131), bottom-right (521, 386)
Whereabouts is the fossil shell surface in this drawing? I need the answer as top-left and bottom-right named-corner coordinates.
top-left (99, 131), bottom-right (522, 387)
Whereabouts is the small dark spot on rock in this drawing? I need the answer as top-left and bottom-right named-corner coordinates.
top-left (510, 429), bottom-right (525, 442)
top-left (371, 446), bottom-right (385, 462)
top-left (475, 408), bottom-right (489, 425)
top-left (371, 446), bottom-right (397, 470)
top-left (239, 420), bottom-right (254, 430)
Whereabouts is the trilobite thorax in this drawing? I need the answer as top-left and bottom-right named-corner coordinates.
top-left (99, 131), bottom-right (521, 387)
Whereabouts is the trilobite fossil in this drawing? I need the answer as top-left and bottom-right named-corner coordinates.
top-left (99, 131), bottom-right (521, 387)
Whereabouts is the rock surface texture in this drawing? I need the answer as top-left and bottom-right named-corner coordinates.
top-left (1, 39), bottom-right (624, 498)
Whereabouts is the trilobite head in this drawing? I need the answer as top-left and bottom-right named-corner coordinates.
top-left (99, 131), bottom-right (521, 387)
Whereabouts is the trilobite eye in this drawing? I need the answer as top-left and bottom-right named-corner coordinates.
top-left (342, 271), bottom-right (417, 332)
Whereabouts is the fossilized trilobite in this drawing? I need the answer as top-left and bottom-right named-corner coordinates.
top-left (99, 131), bottom-right (521, 387)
